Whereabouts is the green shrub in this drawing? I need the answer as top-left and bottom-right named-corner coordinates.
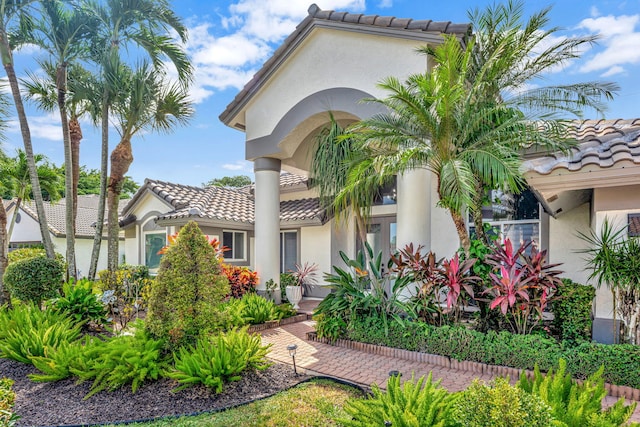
top-left (7, 247), bottom-right (64, 265)
top-left (341, 373), bottom-right (456, 426)
top-left (28, 336), bottom-right (93, 382)
top-left (315, 313), bottom-right (346, 343)
top-left (0, 378), bottom-right (18, 427)
top-left (275, 303), bottom-right (297, 319)
top-left (551, 279), bottom-right (595, 343)
top-left (451, 377), bottom-right (552, 427)
top-left (241, 293), bottom-right (281, 325)
top-left (96, 264), bottom-right (153, 330)
top-left (423, 325), bottom-right (486, 362)
top-left (518, 359), bottom-right (637, 427)
top-left (71, 326), bottom-right (168, 399)
top-left (279, 273), bottom-right (297, 303)
top-left (169, 327), bottom-right (272, 393)
top-left (483, 330), bottom-right (562, 372)
top-left (49, 279), bottom-right (108, 329)
top-left (0, 303), bottom-right (82, 364)
top-left (347, 314), bottom-right (428, 351)
top-left (564, 342), bottom-right (640, 389)
top-left (145, 221), bottom-right (230, 347)
top-left (4, 256), bottom-right (64, 306)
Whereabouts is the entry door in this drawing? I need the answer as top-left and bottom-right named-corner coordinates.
top-left (357, 216), bottom-right (397, 268)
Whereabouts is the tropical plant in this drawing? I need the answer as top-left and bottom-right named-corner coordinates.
top-left (341, 373), bottom-right (456, 426)
top-left (0, 303), bottom-right (82, 364)
top-left (145, 221), bottom-right (230, 347)
top-left (83, 0), bottom-right (192, 279)
top-left (551, 279), bottom-right (596, 343)
top-left (1, 149), bottom-right (62, 240)
top-left (239, 293), bottom-right (281, 325)
top-left (4, 255), bottom-right (64, 306)
top-left (0, 377), bottom-right (18, 427)
top-left (314, 313), bottom-right (346, 343)
top-left (71, 326), bottom-right (168, 399)
top-left (48, 278), bottom-right (108, 329)
top-left (169, 327), bottom-right (272, 393)
top-left (279, 272), bottom-right (297, 302)
top-left (0, 0), bottom-right (56, 259)
top-left (579, 218), bottom-right (640, 344)
top-left (518, 359), bottom-right (638, 427)
top-left (290, 261), bottom-right (319, 294)
top-left (452, 377), bottom-right (552, 427)
top-left (223, 264), bottom-right (258, 298)
top-left (96, 264), bottom-right (152, 330)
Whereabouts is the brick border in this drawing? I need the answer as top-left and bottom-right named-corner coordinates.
top-left (247, 314), bottom-right (308, 333)
top-left (306, 331), bottom-right (640, 401)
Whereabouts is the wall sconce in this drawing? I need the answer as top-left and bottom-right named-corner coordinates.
top-left (287, 344), bottom-right (298, 375)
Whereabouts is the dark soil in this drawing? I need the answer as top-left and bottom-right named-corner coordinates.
top-left (1, 358), bottom-right (307, 427)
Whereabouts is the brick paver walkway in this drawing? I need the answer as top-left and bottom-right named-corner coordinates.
top-left (260, 320), bottom-right (640, 423)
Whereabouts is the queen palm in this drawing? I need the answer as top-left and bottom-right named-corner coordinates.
top-left (106, 62), bottom-right (192, 271)
top-left (2, 149), bottom-right (62, 241)
top-left (342, 2), bottom-right (617, 254)
top-left (0, 0), bottom-right (56, 258)
top-left (84, 0), bottom-right (192, 278)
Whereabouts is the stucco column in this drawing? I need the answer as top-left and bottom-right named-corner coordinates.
top-left (396, 168), bottom-right (431, 252)
top-left (254, 157), bottom-right (281, 303)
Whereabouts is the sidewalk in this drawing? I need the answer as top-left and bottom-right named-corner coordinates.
top-left (259, 320), bottom-right (640, 423)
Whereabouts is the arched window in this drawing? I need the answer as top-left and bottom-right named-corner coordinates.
top-left (142, 218), bottom-right (166, 271)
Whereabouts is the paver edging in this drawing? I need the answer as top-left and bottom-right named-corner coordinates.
top-left (305, 331), bottom-right (640, 401)
top-left (247, 314), bottom-right (308, 333)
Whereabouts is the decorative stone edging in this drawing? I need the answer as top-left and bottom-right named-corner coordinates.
top-left (306, 331), bottom-right (640, 401)
top-left (247, 314), bottom-right (308, 333)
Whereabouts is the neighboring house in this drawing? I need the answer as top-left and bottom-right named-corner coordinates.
top-left (4, 195), bottom-right (126, 276)
top-left (210, 4), bottom-right (640, 343)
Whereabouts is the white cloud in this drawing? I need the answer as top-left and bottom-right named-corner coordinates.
top-left (578, 14), bottom-right (638, 38)
top-left (8, 114), bottom-right (62, 142)
top-left (377, 0), bottom-right (393, 8)
top-left (600, 65), bottom-right (625, 77)
top-left (222, 160), bottom-right (252, 171)
top-left (590, 6), bottom-right (600, 17)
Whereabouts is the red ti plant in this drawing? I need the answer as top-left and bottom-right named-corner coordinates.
top-left (442, 253), bottom-right (477, 322)
top-left (485, 238), bottom-right (563, 334)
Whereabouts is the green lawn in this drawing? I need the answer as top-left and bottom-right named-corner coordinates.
top-left (106, 379), bottom-right (363, 427)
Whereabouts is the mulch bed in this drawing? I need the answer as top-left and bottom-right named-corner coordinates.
top-left (1, 358), bottom-right (307, 427)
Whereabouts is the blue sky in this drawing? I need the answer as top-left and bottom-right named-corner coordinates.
top-left (4, 0), bottom-right (640, 187)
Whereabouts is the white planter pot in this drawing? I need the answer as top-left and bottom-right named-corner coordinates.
top-left (285, 286), bottom-right (303, 310)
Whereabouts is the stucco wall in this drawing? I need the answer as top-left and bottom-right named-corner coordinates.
top-left (548, 202), bottom-right (592, 286)
top-left (301, 222), bottom-right (332, 282)
top-left (245, 28), bottom-right (428, 141)
top-left (7, 209), bottom-right (42, 242)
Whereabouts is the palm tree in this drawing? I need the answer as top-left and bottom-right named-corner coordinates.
top-left (2, 149), bottom-right (62, 241)
top-left (0, 0), bottom-right (56, 259)
top-left (341, 2), bottom-right (617, 254)
top-left (0, 94), bottom-right (11, 307)
top-left (106, 62), bottom-right (193, 271)
top-left (83, 0), bottom-right (192, 278)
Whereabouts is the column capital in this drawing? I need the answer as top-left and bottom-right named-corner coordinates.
top-left (254, 157), bottom-right (281, 172)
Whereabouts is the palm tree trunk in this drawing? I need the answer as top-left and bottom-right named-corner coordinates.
top-left (7, 196), bottom-right (22, 241)
top-left (471, 182), bottom-right (488, 245)
top-left (88, 100), bottom-right (109, 280)
top-left (451, 210), bottom-right (471, 257)
top-left (56, 64), bottom-right (76, 279)
top-left (0, 200), bottom-right (11, 307)
top-left (1, 34), bottom-right (55, 259)
top-left (107, 137), bottom-right (133, 272)
top-left (69, 116), bottom-right (82, 236)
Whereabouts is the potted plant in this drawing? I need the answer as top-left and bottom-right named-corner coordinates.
top-left (285, 262), bottom-right (318, 309)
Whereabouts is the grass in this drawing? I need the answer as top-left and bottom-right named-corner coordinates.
top-left (105, 379), bottom-right (363, 427)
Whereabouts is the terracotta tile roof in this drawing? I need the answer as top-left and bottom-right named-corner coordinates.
top-left (279, 172), bottom-right (308, 189)
top-left (136, 178), bottom-right (324, 226)
top-left (17, 195), bottom-right (129, 238)
top-left (220, 4), bottom-right (470, 125)
top-left (524, 119), bottom-right (640, 175)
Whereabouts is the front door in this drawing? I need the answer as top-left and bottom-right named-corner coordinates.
top-left (357, 216), bottom-right (397, 269)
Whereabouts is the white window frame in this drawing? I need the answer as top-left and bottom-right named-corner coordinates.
top-left (222, 230), bottom-right (247, 261)
top-left (142, 218), bottom-right (166, 272)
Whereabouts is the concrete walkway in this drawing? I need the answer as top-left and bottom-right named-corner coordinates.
top-left (260, 319), bottom-right (640, 423)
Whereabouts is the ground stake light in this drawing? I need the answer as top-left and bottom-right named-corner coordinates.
top-left (287, 344), bottom-right (298, 375)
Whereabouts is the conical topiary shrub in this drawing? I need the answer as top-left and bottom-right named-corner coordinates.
top-left (145, 221), bottom-right (230, 347)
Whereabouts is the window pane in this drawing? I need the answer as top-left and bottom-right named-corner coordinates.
top-left (484, 189), bottom-right (539, 221)
top-left (145, 233), bottom-right (165, 269)
top-left (282, 232), bottom-right (297, 273)
top-left (223, 232), bottom-right (233, 258)
top-left (502, 222), bottom-right (539, 249)
top-left (234, 232), bottom-right (244, 259)
top-left (389, 222), bottom-right (397, 253)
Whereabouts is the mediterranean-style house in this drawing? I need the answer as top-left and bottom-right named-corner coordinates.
top-left (4, 195), bottom-right (126, 275)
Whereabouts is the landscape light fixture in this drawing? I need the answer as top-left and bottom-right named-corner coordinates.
top-left (287, 344), bottom-right (298, 375)
top-left (388, 370), bottom-right (401, 378)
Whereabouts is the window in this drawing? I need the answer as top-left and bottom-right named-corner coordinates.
top-left (280, 231), bottom-right (298, 273)
top-left (373, 176), bottom-right (397, 206)
top-left (469, 189), bottom-right (541, 248)
top-left (223, 231), bottom-right (246, 261)
top-left (142, 218), bottom-right (165, 271)
top-left (629, 214), bottom-right (640, 237)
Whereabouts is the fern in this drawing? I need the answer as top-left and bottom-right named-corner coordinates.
top-left (518, 359), bottom-right (638, 427)
top-left (169, 327), bottom-right (272, 393)
top-left (341, 373), bottom-right (456, 426)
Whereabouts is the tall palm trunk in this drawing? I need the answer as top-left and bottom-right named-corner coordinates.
top-left (471, 182), bottom-right (488, 245)
top-left (1, 34), bottom-right (55, 259)
top-left (56, 63), bottom-right (76, 279)
top-left (450, 210), bottom-right (471, 257)
top-left (0, 200), bottom-right (10, 307)
top-left (69, 115), bottom-right (82, 235)
top-left (88, 99), bottom-right (108, 280)
top-left (107, 137), bottom-right (133, 272)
